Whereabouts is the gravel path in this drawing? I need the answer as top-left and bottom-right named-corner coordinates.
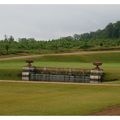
top-left (0, 80), bottom-right (120, 86)
top-left (94, 106), bottom-right (120, 115)
top-left (0, 50), bottom-right (120, 61)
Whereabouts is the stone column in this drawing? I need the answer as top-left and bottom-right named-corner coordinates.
top-left (90, 61), bottom-right (104, 83)
top-left (22, 60), bottom-right (36, 80)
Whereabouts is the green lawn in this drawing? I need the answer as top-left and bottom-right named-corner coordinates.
top-left (0, 82), bottom-right (119, 115)
top-left (0, 51), bottom-right (120, 83)
top-left (0, 51), bottom-right (120, 115)
top-left (35, 52), bottom-right (120, 63)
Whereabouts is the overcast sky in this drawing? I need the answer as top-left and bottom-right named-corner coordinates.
top-left (0, 4), bottom-right (120, 40)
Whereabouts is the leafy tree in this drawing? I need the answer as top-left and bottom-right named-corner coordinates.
top-left (4, 35), bottom-right (10, 54)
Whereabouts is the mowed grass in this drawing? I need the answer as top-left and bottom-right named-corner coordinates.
top-left (0, 51), bottom-right (120, 83)
top-left (0, 52), bottom-right (120, 68)
top-left (0, 82), bottom-right (120, 115)
top-left (0, 52), bottom-right (120, 115)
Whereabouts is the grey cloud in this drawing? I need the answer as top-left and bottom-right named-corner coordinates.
top-left (0, 4), bottom-right (120, 40)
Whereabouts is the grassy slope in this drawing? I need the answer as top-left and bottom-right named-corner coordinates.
top-left (0, 82), bottom-right (120, 115)
top-left (0, 52), bottom-right (120, 115)
top-left (0, 51), bottom-right (120, 83)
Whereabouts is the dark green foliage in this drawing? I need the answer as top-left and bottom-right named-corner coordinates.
top-left (74, 21), bottom-right (120, 40)
top-left (0, 69), bottom-right (21, 80)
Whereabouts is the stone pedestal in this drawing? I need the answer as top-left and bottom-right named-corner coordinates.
top-left (90, 61), bottom-right (104, 83)
top-left (22, 59), bottom-right (36, 80)
top-left (22, 66), bottom-right (36, 80)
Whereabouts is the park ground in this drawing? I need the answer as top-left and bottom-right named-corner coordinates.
top-left (0, 50), bottom-right (120, 115)
top-left (0, 50), bottom-right (120, 83)
top-left (0, 81), bottom-right (120, 115)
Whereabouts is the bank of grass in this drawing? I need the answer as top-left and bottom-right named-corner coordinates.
top-left (35, 52), bottom-right (120, 63)
top-left (0, 51), bottom-right (120, 83)
top-left (0, 69), bottom-right (21, 80)
top-left (0, 82), bottom-right (119, 115)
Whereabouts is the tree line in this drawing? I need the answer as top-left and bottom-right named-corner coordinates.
top-left (0, 21), bottom-right (120, 55)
